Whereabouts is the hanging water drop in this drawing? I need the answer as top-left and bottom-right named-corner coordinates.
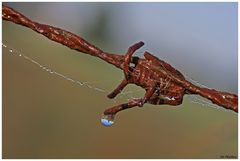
top-left (101, 114), bottom-right (115, 127)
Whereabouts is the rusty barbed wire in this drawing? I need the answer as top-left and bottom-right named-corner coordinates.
top-left (2, 5), bottom-right (237, 126)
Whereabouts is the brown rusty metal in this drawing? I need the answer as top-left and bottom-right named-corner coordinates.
top-left (3, 5), bottom-right (238, 117)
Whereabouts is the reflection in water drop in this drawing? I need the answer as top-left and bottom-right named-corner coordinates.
top-left (101, 114), bottom-right (115, 127)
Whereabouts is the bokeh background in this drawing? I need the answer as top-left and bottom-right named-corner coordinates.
top-left (2, 2), bottom-right (237, 159)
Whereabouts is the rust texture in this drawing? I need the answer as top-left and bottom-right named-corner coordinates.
top-left (3, 5), bottom-right (238, 116)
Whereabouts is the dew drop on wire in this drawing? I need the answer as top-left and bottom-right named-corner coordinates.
top-left (101, 114), bottom-right (115, 127)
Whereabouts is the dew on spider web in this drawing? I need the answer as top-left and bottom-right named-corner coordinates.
top-left (186, 95), bottom-right (232, 113)
top-left (3, 43), bottom-right (106, 92)
top-left (165, 62), bottom-right (228, 111)
top-left (180, 72), bottom-right (234, 112)
top-left (2, 43), bottom-right (141, 104)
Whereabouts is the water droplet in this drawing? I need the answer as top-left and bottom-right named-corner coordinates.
top-left (76, 81), bottom-right (83, 85)
top-left (9, 49), bottom-right (13, 53)
top-left (19, 54), bottom-right (22, 56)
top-left (101, 114), bottom-right (115, 127)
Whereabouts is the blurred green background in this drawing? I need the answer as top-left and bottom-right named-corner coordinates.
top-left (2, 2), bottom-right (237, 159)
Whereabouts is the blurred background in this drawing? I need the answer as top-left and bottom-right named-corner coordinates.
top-left (2, 2), bottom-right (237, 159)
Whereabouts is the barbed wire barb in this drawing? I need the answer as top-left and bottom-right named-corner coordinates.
top-left (3, 5), bottom-right (237, 126)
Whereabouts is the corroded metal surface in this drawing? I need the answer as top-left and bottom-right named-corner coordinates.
top-left (3, 5), bottom-right (237, 117)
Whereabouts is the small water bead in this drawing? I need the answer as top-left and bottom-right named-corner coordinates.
top-left (101, 114), bottom-right (115, 127)
top-left (47, 69), bottom-right (54, 74)
top-left (76, 81), bottom-right (84, 86)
